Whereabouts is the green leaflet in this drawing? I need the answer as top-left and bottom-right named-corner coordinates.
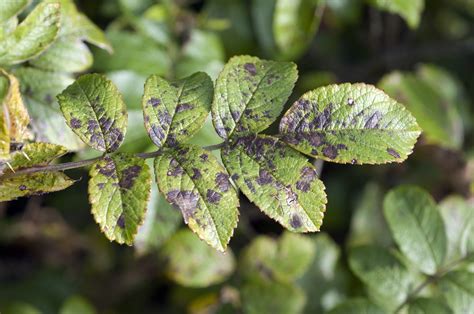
top-left (142, 72), bottom-right (213, 148)
top-left (384, 186), bottom-right (447, 275)
top-left (58, 73), bottom-right (128, 152)
top-left (14, 67), bottom-right (84, 151)
top-left (161, 229), bottom-right (235, 287)
top-left (6, 142), bottom-right (68, 171)
top-left (0, 0), bottom-right (29, 22)
top-left (0, 2), bottom-right (60, 65)
top-left (212, 55), bottom-right (297, 139)
top-left (368, 0), bottom-right (425, 28)
top-left (88, 153), bottom-right (151, 245)
top-left (348, 245), bottom-right (414, 310)
top-left (327, 299), bottom-right (385, 314)
top-left (439, 271), bottom-right (474, 313)
top-left (273, 0), bottom-right (324, 60)
top-left (279, 83), bottom-right (421, 164)
top-left (154, 144), bottom-right (239, 251)
top-left (239, 232), bottom-right (315, 282)
top-left (408, 298), bottom-right (453, 314)
top-left (221, 135), bottom-right (326, 232)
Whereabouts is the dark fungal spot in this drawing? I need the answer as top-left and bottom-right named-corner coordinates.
top-left (167, 160), bottom-right (184, 177)
top-left (106, 128), bottom-right (124, 152)
top-left (206, 189), bottom-right (221, 204)
top-left (119, 165), bottom-right (142, 189)
top-left (295, 166), bottom-right (317, 192)
top-left (166, 190), bottom-right (199, 223)
top-left (322, 145), bottom-right (338, 159)
top-left (19, 185), bottom-right (27, 191)
top-left (231, 110), bottom-right (241, 121)
top-left (117, 215), bottom-right (125, 229)
top-left (243, 63), bottom-right (257, 76)
top-left (70, 118), bottom-right (82, 129)
top-left (364, 111), bottom-right (382, 129)
top-left (199, 153), bottom-right (208, 161)
top-left (290, 214), bottom-right (302, 229)
top-left (176, 103), bottom-right (194, 113)
top-left (336, 144), bottom-right (348, 150)
top-left (97, 157), bottom-right (116, 178)
top-left (215, 173), bottom-right (230, 192)
top-left (191, 168), bottom-right (201, 180)
top-left (231, 173), bottom-right (240, 181)
top-left (387, 148), bottom-right (400, 158)
top-left (256, 169), bottom-right (273, 185)
top-left (148, 97), bottom-right (161, 107)
top-left (244, 179), bottom-right (256, 193)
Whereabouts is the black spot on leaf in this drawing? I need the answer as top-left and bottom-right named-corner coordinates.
top-left (364, 111), bottom-right (382, 129)
top-left (323, 145), bottom-right (338, 159)
top-left (117, 214), bottom-right (125, 228)
top-left (19, 185), bottom-right (27, 191)
top-left (199, 153), bottom-right (208, 161)
top-left (166, 190), bottom-right (199, 223)
top-left (70, 118), bottom-right (82, 129)
top-left (215, 173), bottom-right (230, 192)
top-left (295, 166), bottom-right (317, 192)
top-left (119, 165), bottom-right (142, 189)
top-left (176, 103), bottom-right (194, 112)
top-left (256, 169), bottom-right (273, 185)
top-left (97, 157), bottom-right (116, 178)
top-left (387, 148), bottom-right (401, 158)
top-left (148, 97), bottom-right (161, 107)
top-left (244, 63), bottom-right (257, 76)
top-left (206, 189), bottom-right (221, 204)
top-left (290, 214), bottom-right (302, 229)
top-left (191, 168), bottom-right (201, 180)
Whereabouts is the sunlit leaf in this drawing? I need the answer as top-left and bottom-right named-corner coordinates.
top-left (155, 144), bottom-right (239, 251)
top-left (439, 271), bottom-right (474, 313)
top-left (58, 73), bottom-right (128, 152)
top-left (0, 0), bottom-right (29, 22)
top-left (384, 185), bottom-right (447, 275)
top-left (279, 83), bottom-right (421, 164)
top-left (161, 229), bottom-right (235, 287)
top-left (88, 153), bottom-right (151, 245)
top-left (368, 0), bottom-right (425, 28)
top-left (142, 72), bottom-right (213, 148)
top-left (222, 135), bottom-right (326, 232)
top-left (212, 55), bottom-right (297, 139)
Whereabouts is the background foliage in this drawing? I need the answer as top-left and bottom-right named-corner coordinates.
top-left (0, 0), bottom-right (473, 313)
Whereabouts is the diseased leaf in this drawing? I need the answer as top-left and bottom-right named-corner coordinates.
top-left (327, 298), bottom-right (385, 314)
top-left (13, 67), bottom-right (84, 151)
top-left (241, 277), bottom-right (306, 314)
top-left (439, 271), bottom-right (474, 313)
top-left (88, 153), bottom-right (151, 245)
top-left (273, 0), bottom-right (324, 60)
top-left (5, 142), bottom-right (67, 173)
top-left (348, 245), bottom-right (414, 310)
top-left (0, 2), bottom-right (60, 65)
top-left (240, 232), bottom-right (315, 282)
top-left (279, 83), bottom-right (421, 164)
top-left (58, 74), bottom-right (128, 152)
top-left (212, 55), bottom-right (297, 139)
top-left (0, 0), bottom-right (29, 22)
top-left (439, 196), bottom-right (474, 262)
top-left (222, 135), bottom-right (326, 232)
top-left (154, 144), bottom-right (239, 251)
top-left (142, 72), bottom-right (213, 148)
top-left (383, 185), bottom-right (447, 275)
top-left (368, 0), bottom-right (425, 28)
top-left (0, 172), bottom-right (74, 202)
top-left (161, 229), bottom-right (235, 287)
top-left (408, 298), bottom-right (453, 314)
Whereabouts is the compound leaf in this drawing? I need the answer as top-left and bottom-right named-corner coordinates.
top-left (0, 2), bottom-right (60, 65)
top-left (222, 135), bottom-right (326, 232)
top-left (154, 144), bottom-right (239, 251)
top-left (384, 185), bottom-right (447, 275)
top-left (279, 83), bottom-right (421, 164)
top-left (368, 0), bottom-right (425, 29)
top-left (439, 271), bottom-right (474, 313)
top-left (58, 74), bottom-right (128, 152)
top-left (142, 72), bottom-right (213, 148)
top-left (88, 153), bottom-right (151, 245)
top-left (161, 229), bottom-right (235, 287)
top-left (212, 55), bottom-right (297, 139)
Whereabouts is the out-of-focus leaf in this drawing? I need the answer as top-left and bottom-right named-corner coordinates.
top-left (240, 232), bottom-right (315, 282)
top-left (14, 67), bottom-right (84, 151)
top-left (279, 83), bottom-right (421, 164)
top-left (60, 295), bottom-right (96, 314)
top-left (0, 0), bottom-right (29, 22)
top-left (439, 271), bottom-right (474, 313)
top-left (378, 65), bottom-right (465, 150)
top-left (212, 55), bottom-right (297, 139)
top-left (142, 72), bottom-right (213, 148)
top-left (251, 0), bottom-right (277, 58)
top-left (155, 144), bottom-right (239, 251)
top-left (241, 277), bottom-right (306, 314)
top-left (176, 29), bottom-right (225, 80)
top-left (93, 30), bottom-right (170, 76)
top-left (2, 302), bottom-right (41, 314)
top-left (327, 298), bottom-right (385, 314)
top-left (348, 245), bottom-right (414, 310)
top-left (368, 0), bottom-right (425, 28)
top-left (57, 73), bottom-right (128, 152)
top-left (348, 183), bottom-right (391, 247)
top-left (0, 2), bottom-right (60, 65)
top-left (161, 229), bottom-right (235, 287)
top-left (383, 185), bottom-right (447, 275)
top-left (439, 196), bottom-right (474, 262)
top-left (408, 298), bottom-right (453, 314)
top-left (298, 234), bottom-right (349, 313)
top-left (273, 0), bottom-right (324, 60)
top-left (88, 154), bottom-right (151, 245)
top-left (108, 71), bottom-right (147, 109)
top-left (222, 135), bottom-right (326, 232)
top-left (118, 110), bottom-right (153, 153)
